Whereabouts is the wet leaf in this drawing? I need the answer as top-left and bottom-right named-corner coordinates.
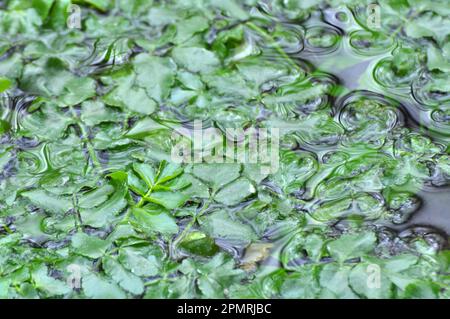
top-left (82, 273), bottom-right (126, 299)
top-left (214, 177), bottom-right (256, 206)
top-left (327, 232), bottom-right (377, 263)
top-left (71, 232), bottom-right (110, 259)
top-left (21, 190), bottom-right (72, 214)
top-left (102, 256), bottom-right (144, 295)
top-left (132, 207), bottom-right (178, 235)
top-left (179, 231), bottom-right (219, 257)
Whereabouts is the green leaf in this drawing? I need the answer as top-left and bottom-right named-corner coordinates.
top-left (172, 47), bottom-right (220, 73)
top-left (179, 231), bottom-right (219, 257)
top-left (118, 248), bottom-right (160, 277)
top-left (102, 256), bottom-right (144, 295)
top-left (32, 264), bottom-right (71, 297)
top-left (103, 85), bottom-right (157, 115)
top-left (427, 46), bottom-right (450, 72)
top-left (214, 177), bottom-right (256, 205)
top-left (348, 262), bottom-right (393, 299)
top-left (21, 58), bottom-right (96, 107)
top-left (210, 0), bottom-right (249, 20)
top-left (132, 207), bottom-right (178, 235)
top-left (192, 163), bottom-right (241, 191)
top-left (201, 210), bottom-right (256, 243)
top-left (403, 281), bottom-right (439, 299)
top-left (174, 16), bottom-right (209, 44)
top-left (319, 264), bottom-right (357, 298)
top-left (180, 174), bottom-right (210, 198)
top-left (46, 0), bottom-right (71, 29)
top-left (71, 232), bottom-right (110, 259)
top-left (157, 162), bottom-right (184, 184)
top-left (56, 76), bottom-right (97, 107)
top-left (80, 100), bottom-right (124, 126)
top-left (125, 118), bottom-right (169, 138)
top-left (327, 232), bottom-right (377, 263)
top-left (133, 54), bottom-right (176, 102)
top-left (202, 70), bottom-right (258, 99)
top-left (78, 184), bottom-right (115, 209)
top-left (80, 181), bottom-right (127, 228)
top-left (20, 102), bottom-right (75, 140)
top-left (32, 0), bottom-right (56, 19)
top-left (179, 253), bottom-right (244, 298)
top-left (281, 270), bottom-right (321, 298)
top-left (21, 190), bottom-right (72, 214)
top-left (147, 190), bottom-right (189, 210)
top-left (82, 273), bottom-right (126, 299)
top-left (133, 163), bottom-right (156, 187)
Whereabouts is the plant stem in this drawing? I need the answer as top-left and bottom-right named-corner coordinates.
top-left (120, 186), bottom-right (154, 224)
top-left (136, 186), bottom-right (154, 208)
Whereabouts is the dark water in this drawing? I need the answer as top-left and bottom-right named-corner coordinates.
top-left (403, 189), bottom-right (450, 234)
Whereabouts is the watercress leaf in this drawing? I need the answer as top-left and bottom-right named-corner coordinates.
top-left (127, 171), bottom-right (148, 196)
top-left (71, 232), bottom-right (110, 259)
top-left (280, 269), bottom-right (321, 298)
top-left (133, 163), bottom-right (156, 188)
top-left (403, 281), bottom-right (439, 299)
top-left (102, 256), bottom-right (144, 295)
top-left (179, 231), bottom-right (219, 257)
top-left (147, 191), bottom-right (189, 210)
top-left (426, 46), bottom-right (450, 72)
top-left (210, 0), bottom-right (249, 20)
top-left (319, 264), bottom-right (357, 298)
top-left (118, 248), bottom-right (160, 277)
top-left (173, 15), bottom-right (209, 44)
top-left (79, 0), bottom-right (111, 11)
top-left (21, 189), bottom-right (72, 214)
top-left (180, 174), bottom-right (210, 198)
top-left (56, 76), bottom-right (97, 107)
top-left (46, 0), bottom-right (71, 30)
top-left (202, 70), bottom-right (258, 99)
top-left (82, 273), bottom-right (126, 299)
top-left (80, 100), bottom-right (124, 126)
top-left (201, 210), bottom-right (256, 244)
top-left (348, 262), bottom-right (393, 298)
top-left (31, 264), bottom-right (71, 297)
top-left (172, 47), bottom-right (220, 74)
top-left (78, 184), bottom-right (115, 209)
top-left (327, 232), bottom-right (377, 263)
top-left (80, 181), bottom-right (127, 228)
top-left (132, 207), bottom-right (178, 235)
top-left (192, 163), bottom-right (241, 191)
top-left (125, 117), bottom-right (169, 139)
top-left (214, 177), bottom-right (256, 205)
top-left (103, 84), bottom-right (157, 115)
top-left (157, 161), bottom-right (184, 184)
top-left (31, 0), bottom-right (55, 20)
top-left (20, 103), bottom-right (74, 140)
top-left (133, 54), bottom-right (176, 102)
